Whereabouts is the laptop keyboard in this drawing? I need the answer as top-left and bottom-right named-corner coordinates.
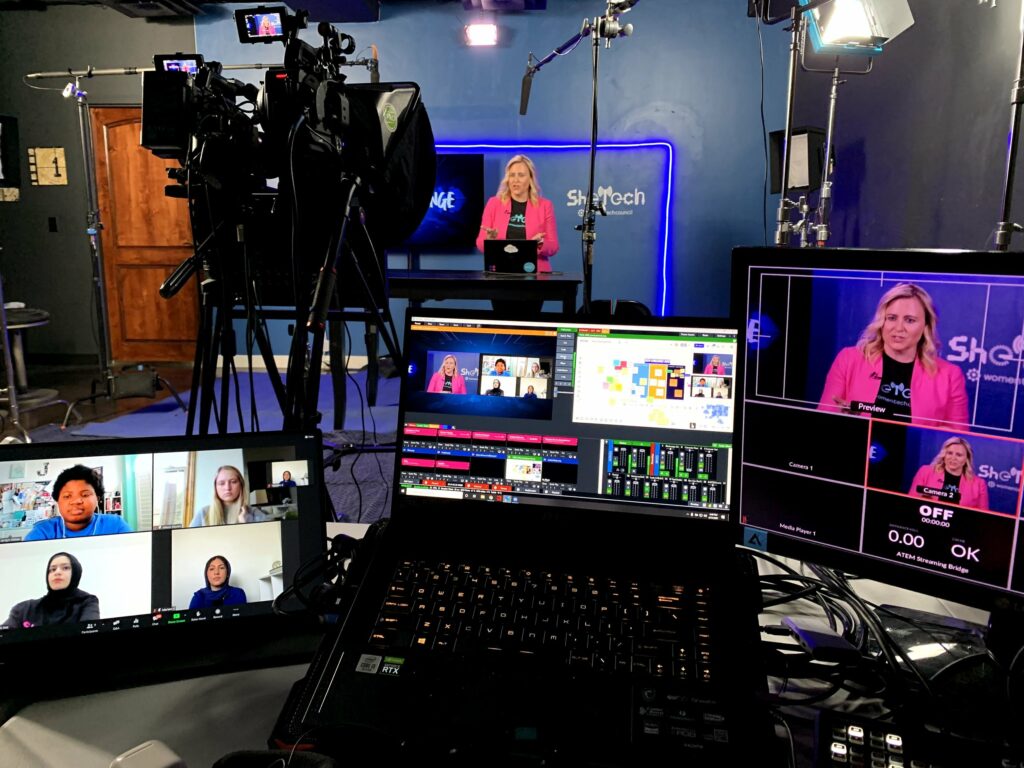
top-left (368, 559), bottom-right (716, 683)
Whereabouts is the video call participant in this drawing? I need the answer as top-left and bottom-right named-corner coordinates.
top-left (2, 552), bottom-right (100, 629)
top-left (523, 385), bottom-right (538, 400)
top-left (704, 355), bottom-right (727, 375)
top-left (476, 154), bottom-right (559, 314)
top-left (191, 466), bottom-right (267, 527)
top-left (485, 379), bottom-right (505, 396)
top-left (491, 358), bottom-right (511, 376)
top-left (818, 283), bottom-right (969, 426)
top-left (530, 361), bottom-right (548, 378)
top-left (188, 555), bottom-right (247, 609)
top-left (427, 354), bottom-right (467, 394)
top-left (25, 465), bottom-right (132, 541)
top-left (279, 471), bottom-right (297, 488)
top-left (908, 436), bottom-right (989, 510)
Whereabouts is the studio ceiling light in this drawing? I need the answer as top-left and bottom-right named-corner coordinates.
top-left (465, 23), bottom-right (499, 46)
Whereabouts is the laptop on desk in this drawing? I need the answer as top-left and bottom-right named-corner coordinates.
top-left (484, 239), bottom-right (539, 274)
top-left (285, 311), bottom-right (771, 765)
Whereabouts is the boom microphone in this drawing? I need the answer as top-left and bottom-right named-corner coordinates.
top-left (519, 63), bottom-right (534, 116)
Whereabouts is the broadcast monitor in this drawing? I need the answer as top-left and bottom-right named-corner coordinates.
top-left (732, 247), bottom-right (1024, 613)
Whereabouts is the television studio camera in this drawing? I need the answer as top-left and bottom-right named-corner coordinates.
top-left (141, 6), bottom-right (436, 435)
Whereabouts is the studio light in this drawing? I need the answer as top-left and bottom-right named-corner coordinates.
top-left (465, 23), bottom-right (499, 46)
top-left (801, 0), bottom-right (914, 56)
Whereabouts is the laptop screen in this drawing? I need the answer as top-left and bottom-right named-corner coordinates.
top-left (399, 314), bottom-right (740, 522)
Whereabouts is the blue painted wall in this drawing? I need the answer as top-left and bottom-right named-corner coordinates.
top-left (195, 1), bottom-right (788, 352)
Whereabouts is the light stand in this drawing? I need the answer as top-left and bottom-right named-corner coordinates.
top-left (519, 0), bottom-right (638, 313)
top-left (772, 2), bottom-right (875, 248)
top-left (994, 3), bottom-right (1024, 251)
top-left (19, 71), bottom-right (186, 425)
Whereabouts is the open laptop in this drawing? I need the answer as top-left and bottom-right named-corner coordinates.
top-left (484, 238), bottom-right (539, 274)
top-left (283, 311), bottom-right (770, 765)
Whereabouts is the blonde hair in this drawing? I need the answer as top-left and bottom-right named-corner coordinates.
top-left (438, 354), bottom-right (458, 373)
top-left (930, 437), bottom-right (975, 480)
top-left (857, 283), bottom-right (940, 374)
top-left (207, 465), bottom-right (247, 526)
top-left (497, 154), bottom-right (540, 205)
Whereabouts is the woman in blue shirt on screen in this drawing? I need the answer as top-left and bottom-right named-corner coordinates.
top-left (24, 465), bottom-right (132, 541)
top-left (189, 555), bottom-right (247, 609)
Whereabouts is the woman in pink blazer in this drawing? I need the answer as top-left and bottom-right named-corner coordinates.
top-left (818, 283), bottom-right (969, 427)
top-left (476, 154), bottom-right (559, 273)
top-left (908, 436), bottom-right (989, 510)
top-left (426, 354), bottom-right (467, 394)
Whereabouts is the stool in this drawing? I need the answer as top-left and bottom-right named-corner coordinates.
top-left (4, 305), bottom-right (50, 393)
top-left (0, 283), bottom-right (75, 442)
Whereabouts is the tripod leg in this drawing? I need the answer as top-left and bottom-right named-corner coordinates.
top-left (217, 310), bottom-right (236, 434)
top-left (329, 318), bottom-right (347, 431)
top-left (252, 316), bottom-right (287, 413)
top-left (157, 377), bottom-right (187, 412)
top-left (364, 322), bottom-right (379, 409)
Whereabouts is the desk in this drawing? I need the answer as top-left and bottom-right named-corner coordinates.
top-left (388, 270), bottom-right (583, 314)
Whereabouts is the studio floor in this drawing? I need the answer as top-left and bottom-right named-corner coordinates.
top-left (2, 361), bottom-right (195, 440)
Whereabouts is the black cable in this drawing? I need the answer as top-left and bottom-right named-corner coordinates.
top-left (343, 321), bottom-right (365, 523)
top-left (815, 566), bottom-right (935, 702)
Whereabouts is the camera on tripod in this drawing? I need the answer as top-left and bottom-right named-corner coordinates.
top-left (138, 6), bottom-right (437, 434)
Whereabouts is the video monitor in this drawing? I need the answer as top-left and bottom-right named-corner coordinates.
top-left (399, 313), bottom-right (740, 521)
top-left (404, 153), bottom-right (485, 251)
top-left (153, 53), bottom-right (204, 75)
top-left (0, 431), bottom-right (327, 693)
top-left (234, 6), bottom-right (288, 43)
top-left (733, 246), bottom-right (1024, 610)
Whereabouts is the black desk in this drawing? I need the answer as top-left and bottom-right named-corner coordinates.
top-left (387, 270), bottom-right (583, 314)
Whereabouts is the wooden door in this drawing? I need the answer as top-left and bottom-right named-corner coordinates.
top-left (92, 106), bottom-right (197, 362)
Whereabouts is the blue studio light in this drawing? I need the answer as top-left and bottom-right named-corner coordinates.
top-left (799, 0), bottom-right (913, 57)
top-left (436, 141), bottom-right (675, 316)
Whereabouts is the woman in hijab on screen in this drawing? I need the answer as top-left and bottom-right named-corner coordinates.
top-left (189, 555), bottom-right (248, 609)
top-left (2, 552), bottom-right (100, 629)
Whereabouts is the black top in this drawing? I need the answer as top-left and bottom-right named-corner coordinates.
top-left (942, 471), bottom-right (963, 499)
top-left (874, 353), bottom-right (914, 419)
top-left (4, 591), bottom-right (100, 629)
top-left (506, 199), bottom-right (527, 239)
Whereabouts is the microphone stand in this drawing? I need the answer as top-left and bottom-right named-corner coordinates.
top-left (519, 1), bottom-right (637, 314)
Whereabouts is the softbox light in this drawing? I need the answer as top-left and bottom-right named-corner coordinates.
top-left (800, 0), bottom-right (913, 57)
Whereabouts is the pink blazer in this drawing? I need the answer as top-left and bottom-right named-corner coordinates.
top-left (475, 195), bottom-right (559, 272)
top-left (426, 371), bottom-right (467, 394)
top-left (909, 465), bottom-right (989, 510)
top-left (818, 346), bottom-right (969, 427)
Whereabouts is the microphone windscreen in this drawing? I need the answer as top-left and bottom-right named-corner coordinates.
top-left (519, 73), bottom-right (533, 116)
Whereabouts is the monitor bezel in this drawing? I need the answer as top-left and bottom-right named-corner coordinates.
top-left (731, 245), bottom-right (1024, 615)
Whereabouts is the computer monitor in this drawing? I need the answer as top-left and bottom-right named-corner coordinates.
top-left (0, 431), bottom-right (328, 694)
top-left (404, 153), bottom-right (485, 251)
top-left (732, 246), bottom-right (1024, 613)
top-left (398, 311), bottom-right (740, 524)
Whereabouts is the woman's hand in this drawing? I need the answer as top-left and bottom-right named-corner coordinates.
top-left (532, 232), bottom-right (545, 244)
top-left (831, 395), bottom-right (853, 414)
top-left (482, 227), bottom-right (498, 240)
